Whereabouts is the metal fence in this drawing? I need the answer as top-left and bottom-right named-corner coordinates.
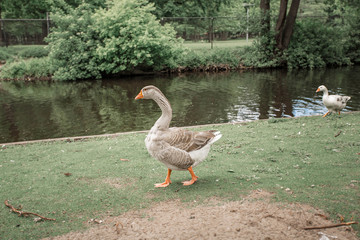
top-left (0, 14), bottom-right (328, 47)
top-left (0, 15), bottom-right (254, 47)
top-left (160, 16), bottom-right (257, 42)
top-left (0, 16), bottom-right (51, 46)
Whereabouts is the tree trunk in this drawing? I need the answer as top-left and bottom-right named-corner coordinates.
top-left (0, 5), bottom-right (2, 46)
top-left (275, 0), bottom-right (288, 46)
top-left (260, 0), bottom-right (270, 36)
top-left (276, 0), bottom-right (301, 50)
top-left (281, 0), bottom-right (300, 49)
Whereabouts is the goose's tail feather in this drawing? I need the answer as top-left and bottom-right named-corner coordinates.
top-left (209, 130), bottom-right (222, 144)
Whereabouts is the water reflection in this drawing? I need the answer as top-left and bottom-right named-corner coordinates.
top-left (0, 66), bottom-right (359, 143)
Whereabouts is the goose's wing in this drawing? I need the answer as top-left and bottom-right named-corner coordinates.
top-left (156, 145), bottom-right (194, 170)
top-left (338, 96), bottom-right (351, 104)
top-left (162, 128), bottom-right (216, 152)
top-left (326, 95), bottom-right (351, 109)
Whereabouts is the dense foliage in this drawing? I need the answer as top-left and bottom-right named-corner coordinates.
top-left (93, 0), bottom-right (183, 74)
top-left (0, 57), bottom-right (54, 79)
top-left (46, 3), bottom-right (101, 80)
top-left (0, 45), bottom-right (48, 61)
top-left (1, 0), bottom-right (360, 81)
top-left (0, 0), bottom-right (105, 18)
top-left (241, 0), bottom-right (359, 69)
top-left (46, 0), bottom-right (184, 80)
top-left (284, 20), bottom-right (351, 68)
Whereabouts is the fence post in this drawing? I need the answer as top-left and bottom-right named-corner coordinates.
top-left (243, 3), bottom-right (254, 42)
top-left (211, 17), bottom-right (214, 49)
top-left (0, 20), bottom-right (7, 47)
top-left (0, 20), bottom-right (3, 47)
top-left (46, 12), bottom-right (50, 35)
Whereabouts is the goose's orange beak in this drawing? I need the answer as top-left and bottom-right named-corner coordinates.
top-left (316, 88), bottom-right (320, 93)
top-left (135, 90), bottom-right (143, 100)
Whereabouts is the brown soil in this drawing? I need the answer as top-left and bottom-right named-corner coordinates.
top-left (45, 190), bottom-right (358, 240)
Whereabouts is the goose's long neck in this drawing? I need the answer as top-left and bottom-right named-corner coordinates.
top-left (322, 88), bottom-right (329, 98)
top-left (153, 93), bottom-right (172, 130)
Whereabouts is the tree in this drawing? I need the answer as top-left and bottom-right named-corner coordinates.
top-left (275, 0), bottom-right (301, 51)
top-left (259, 0), bottom-right (270, 36)
top-left (148, 0), bottom-right (230, 18)
top-left (324, 0), bottom-right (360, 63)
top-left (0, 0), bottom-right (106, 19)
top-left (258, 0), bottom-right (301, 51)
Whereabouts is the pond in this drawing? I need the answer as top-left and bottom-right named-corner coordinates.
top-left (0, 66), bottom-right (359, 144)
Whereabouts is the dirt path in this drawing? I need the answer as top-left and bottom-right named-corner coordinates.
top-left (45, 190), bottom-right (358, 240)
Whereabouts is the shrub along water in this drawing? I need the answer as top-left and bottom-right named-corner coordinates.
top-left (0, 45), bottom-right (48, 61)
top-left (284, 20), bottom-right (351, 69)
top-left (0, 57), bottom-right (54, 80)
top-left (45, 0), bottom-right (184, 81)
top-left (0, 1), bottom-right (359, 80)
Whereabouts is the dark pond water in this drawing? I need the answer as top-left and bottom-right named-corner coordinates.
top-left (0, 66), bottom-right (359, 144)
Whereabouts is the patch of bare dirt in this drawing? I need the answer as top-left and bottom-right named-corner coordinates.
top-left (45, 190), bottom-right (358, 240)
top-left (102, 177), bottom-right (137, 189)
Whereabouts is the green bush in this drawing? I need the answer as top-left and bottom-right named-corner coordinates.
top-left (0, 60), bottom-right (27, 79)
top-left (0, 46), bottom-right (48, 61)
top-left (344, 7), bottom-right (360, 63)
top-left (18, 46), bottom-right (49, 58)
top-left (177, 48), bottom-right (243, 69)
top-left (46, 4), bottom-right (101, 80)
top-left (94, 0), bottom-right (184, 74)
top-left (241, 33), bottom-right (281, 68)
top-left (209, 48), bottom-right (243, 67)
top-left (0, 57), bottom-right (54, 79)
top-left (284, 20), bottom-right (351, 69)
top-left (46, 0), bottom-right (184, 80)
top-left (0, 48), bottom-right (13, 61)
top-left (178, 49), bottom-right (209, 68)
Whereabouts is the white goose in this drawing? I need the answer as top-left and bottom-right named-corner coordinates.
top-left (135, 85), bottom-right (222, 187)
top-left (316, 85), bottom-right (351, 117)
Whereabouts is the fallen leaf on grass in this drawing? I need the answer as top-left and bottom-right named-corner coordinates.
top-left (115, 222), bottom-right (123, 234)
top-left (337, 214), bottom-right (344, 222)
top-left (64, 173), bottom-right (72, 177)
top-left (89, 219), bottom-right (103, 224)
top-left (315, 213), bottom-right (329, 220)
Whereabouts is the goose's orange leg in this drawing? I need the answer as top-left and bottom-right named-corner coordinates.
top-left (155, 169), bottom-right (172, 187)
top-left (182, 166), bottom-right (198, 186)
top-left (322, 111), bottom-right (330, 117)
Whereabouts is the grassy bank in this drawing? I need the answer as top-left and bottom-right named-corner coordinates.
top-left (184, 39), bottom-right (254, 50)
top-left (0, 40), bottom-right (251, 81)
top-left (0, 45), bottom-right (49, 61)
top-left (0, 45), bottom-right (52, 81)
top-left (0, 113), bottom-right (359, 239)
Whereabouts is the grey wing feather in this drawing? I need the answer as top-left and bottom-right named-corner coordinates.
top-left (163, 128), bottom-right (216, 152)
top-left (157, 145), bottom-right (194, 169)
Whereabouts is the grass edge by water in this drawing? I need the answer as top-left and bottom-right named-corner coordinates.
top-left (0, 112), bottom-right (359, 239)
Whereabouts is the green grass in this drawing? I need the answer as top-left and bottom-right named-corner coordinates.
top-left (184, 38), bottom-right (254, 50)
top-left (0, 46), bottom-right (31, 59)
top-left (0, 113), bottom-right (359, 239)
top-left (0, 45), bottom-right (48, 61)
